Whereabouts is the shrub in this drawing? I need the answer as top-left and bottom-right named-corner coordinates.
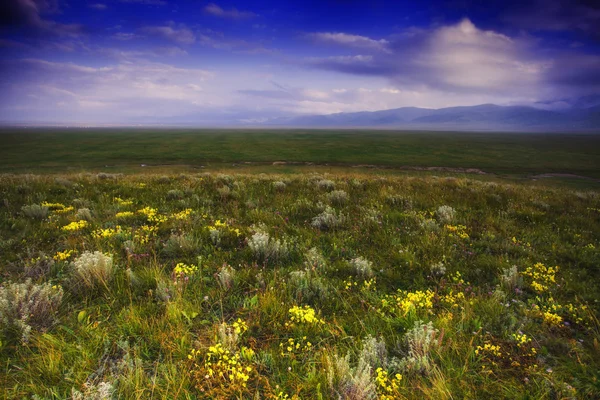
top-left (385, 195), bottom-right (413, 210)
top-left (317, 179), bottom-right (335, 191)
top-left (327, 190), bottom-right (349, 205)
top-left (349, 257), bottom-right (374, 278)
top-left (163, 233), bottom-right (198, 256)
top-left (430, 262), bottom-right (446, 279)
top-left (217, 185), bottom-right (236, 200)
top-left (499, 265), bottom-right (522, 293)
top-left (166, 189), bottom-right (184, 200)
top-left (304, 247), bottom-right (327, 271)
top-left (75, 207), bottom-right (93, 221)
top-left (72, 251), bottom-right (114, 291)
top-left (326, 353), bottom-right (377, 400)
top-left (272, 181), bottom-right (286, 191)
top-left (396, 320), bottom-right (441, 375)
top-left (359, 335), bottom-right (388, 370)
top-left (288, 270), bottom-right (328, 303)
top-left (71, 382), bottom-right (115, 400)
top-left (0, 279), bottom-right (63, 343)
top-left (435, 205), bottom-right (456, 224)
top-left (22, 204), bottom-right (49, 219)
top-left (311, 206), bottom-right (344, 231)
top-left (247, 231), bottom-right (290, 263)
top-left (217, 264), bottom-right (235, 290)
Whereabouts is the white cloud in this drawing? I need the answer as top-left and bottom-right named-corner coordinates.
top-left (204, 3), bottom-right (257, 19)
top-left (308, 32), bottom-right (389, 52)
top-left (140, 25), bottom-right (196, 44)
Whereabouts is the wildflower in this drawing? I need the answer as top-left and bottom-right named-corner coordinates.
top-left (287, 305), bottom-right (325, 326)
top-left (61, 220), bottom-right (88, 231)
top-left (91, 225), bottom-right (124, 239)
top-left (522, 262), bottom-right (558, 293)
top-left (115, 211), bottom-right (135, 219)
top-left (53, 249), bottom-right (75, 262)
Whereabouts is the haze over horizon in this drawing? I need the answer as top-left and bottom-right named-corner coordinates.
top-left (1, 0), bottom-right (600, 125)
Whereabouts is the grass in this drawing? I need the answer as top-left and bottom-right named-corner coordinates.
top-left (1, 129), bottom-right (600, 178)
top-left (0, 170), bottom-right (599, 399)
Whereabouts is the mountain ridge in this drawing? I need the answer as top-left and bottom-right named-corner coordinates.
top-left (264, 103), bottom-right (599, 131)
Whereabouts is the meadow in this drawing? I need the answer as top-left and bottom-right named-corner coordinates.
top-left (0, 167), bottom-right (599, 399)
top-left (1, 129), bottom-right (600, 179)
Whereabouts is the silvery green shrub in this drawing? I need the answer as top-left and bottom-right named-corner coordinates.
top-left (349, 256), bottom-right (374, 278)
top-left (311, 206), bottom-right (344, 231)
top-left (166, 189), bottom-right (184, 200)
top-left (217, 264), bottom-right (235, 290)
top-left (247, 231), bottom-right (289, 262)
top-left (72, 251), bottom-right (114, 291)
top-left (326, 352), bottom-right (376, 400)
top-left (317, 179), bottom-right (335, 191)
top-left (0, 279), bottom-right (63, 343)
top-left (435, 205), bottom-right (456, 224)
top-left (304, 247), bottom-right (327, 271)
top-left (272, 181), bottom-right (286, 191)
top-left (21, 204), bottom-right (49, 219)
top-left (396, 320), bottom-right (441, 375)
top-left (327, 190), bottom-right (349, 205)
top-left (75, 207), bottom-right (93, 221)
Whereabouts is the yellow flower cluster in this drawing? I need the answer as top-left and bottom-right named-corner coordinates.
top-left (287, 305), bottom-right (325, 326)
top-left (440, 290), bottom-right (466, 309)
top-left (137, 206), bottom-right (168, 224)
top-left (207, 219), bottom-right (241, 236)
top-left (343, 278), bottom-right (376, 291)
top-left (542, 311), bottom-right (563, 326)
top-left (522, 262), bottom-right (558, 293)
top-left (188, 343), bottom-right (253, 387)
top-left (511, 333), bottom-right (537, 357)
top-left (114, 197), bottom-right (133, 207)
top-left (451, 271), bottom-right (466, 285)
top-left (444, 224), bottom-right (469, 239)
top-left (53, 249), bottom-right (75, 262)
top-left (380, 289), bottom-right (434, 316)
top-left (279, 336), bottom-right (312, 357)
top-left (475, 343), bottom-right (502, 357)
top-left (53, 206), bottom-right (74, 214)
top-left (232, 318), bottom-right (248, 335)
top-left (375, 367), bottom-right (402, 399)
top-left (564, 302), bottom-right (589, 326)
top-left (115, 211), bottom-right (135, 219)
top-left (172, 208), bottom-right (193, 220)
top-left (61, 220), bottom-right (88, 231)
top-left (41, 202), bottom-right (66, 210)
top-left (173, 262), bottom-right (198, 277)
top-left (92, 225), bottom-right (124, 239)
top-left (134, 225), bottom-right (158, 245)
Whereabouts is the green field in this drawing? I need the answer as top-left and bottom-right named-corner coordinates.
top-left (1, 129), bottom-right (599, 178)
top-left (0, 170), bottom-right (599, 399)
top-left (1, 129), bottom-right (599, 399)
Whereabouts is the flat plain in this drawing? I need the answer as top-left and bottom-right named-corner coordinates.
top-left (0, 129), bottom-right (599, 399)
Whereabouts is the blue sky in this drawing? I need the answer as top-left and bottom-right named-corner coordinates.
top-left (1, 0), bottom-right (599, 124)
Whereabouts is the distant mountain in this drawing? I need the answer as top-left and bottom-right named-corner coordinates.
top-left (265, 103), bottom-right (600, 131)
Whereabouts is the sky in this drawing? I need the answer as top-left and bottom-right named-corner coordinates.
top-left (0, 0), bottom-right (599, 124)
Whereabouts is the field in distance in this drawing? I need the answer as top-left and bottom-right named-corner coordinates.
top-left (1, 129), bottom-right (600, 179)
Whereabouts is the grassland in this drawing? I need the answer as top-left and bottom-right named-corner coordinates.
top-left (0, 169), bottom-right (599, 399)
top-left (1, 129), bottom-right (600, 179)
